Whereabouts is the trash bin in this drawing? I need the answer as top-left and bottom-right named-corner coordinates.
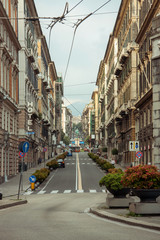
top-left (0, 193), bottom-right (2, 200)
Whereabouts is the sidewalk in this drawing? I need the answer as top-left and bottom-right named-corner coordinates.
top-left (90, 202), bottom-right (160, 231)
top-left (0, 159), bottom-right (50, 209)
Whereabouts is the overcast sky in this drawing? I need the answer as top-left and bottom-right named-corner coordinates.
top-left (34, 0), bottom-right (121, 116)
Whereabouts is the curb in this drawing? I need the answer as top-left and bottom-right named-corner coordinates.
top-left (0, 200), bottom-right (27, 210)
top-left (90, 207), bottom-right (160, 231)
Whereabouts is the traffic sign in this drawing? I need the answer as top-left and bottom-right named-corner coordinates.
top-left (136, 151), bottom-right (143, 159)
top-left (43, 147), bottom-right (47, 152)
top-left (29, 175), bottom-right (36, 183)
top-left (22, 142), bottom-right (30, 153)
top-left (19, 151), bottom-right (26, 158)
top-left (129, 141), bottom-right (139, 151)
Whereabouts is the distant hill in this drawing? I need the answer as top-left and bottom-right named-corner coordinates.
top-left (67, 102), bottom-right (86, 117)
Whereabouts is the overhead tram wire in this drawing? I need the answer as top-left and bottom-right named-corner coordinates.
top-left (64, 82), bottom-right (96, 87)
top-left (48, 0), bottom-right (85, 49)
top-left (63, 96), bottom-right (82, 115)
top-left (63, 0), bottom-right (112, 83)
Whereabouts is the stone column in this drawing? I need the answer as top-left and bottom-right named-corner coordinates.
top-left (151, 15), bottom-right (160, 170)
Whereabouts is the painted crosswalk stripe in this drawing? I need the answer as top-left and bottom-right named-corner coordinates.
top-left (64, 190), bottom-right (71, 193)
top-left (102, 189), bottom-right (106, 193)
top-left (51, 190), bottom-right (59, 194)
top-left (82, 163), bottom-right (85, 165)
top-left (72, 163), bottom-right (75, 165)
top-left (77, 190), bottom-right (84, 193)
top-left (87, 163), bottom-right (90, 165)
top-left (24, 191), bottom-right (32, 195)
top-left (37, 190), bottom-right (46, 194)
top-left (89, 190), bottom-right (97, 193)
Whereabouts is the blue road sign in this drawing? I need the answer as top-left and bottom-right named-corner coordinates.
top-left (136, 151), bottom-right (143, 159)
top-left (22, 142), bottom-right (30, 153)
top-left (29, 175), bottom-right (36, 183)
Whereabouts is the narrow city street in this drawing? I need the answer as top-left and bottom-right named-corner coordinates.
top-left (24, 152), bottom-right (106, 195)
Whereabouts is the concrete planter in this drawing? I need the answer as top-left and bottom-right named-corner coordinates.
top-left (132, 189), bottom-right (160, 203)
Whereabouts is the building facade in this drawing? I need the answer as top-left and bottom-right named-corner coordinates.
top-left (0, 0), bottom-right (21, 182)
top-left (61, 104), bottom-right (72, 140)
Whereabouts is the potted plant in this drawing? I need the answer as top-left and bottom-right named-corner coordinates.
top-left (99, 172), bottom-right (130, 198)
top-left (121, 165), bottom-right (160, 202)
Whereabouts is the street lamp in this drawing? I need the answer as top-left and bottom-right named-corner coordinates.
top-left (4, 131), bottom-right (9, 182)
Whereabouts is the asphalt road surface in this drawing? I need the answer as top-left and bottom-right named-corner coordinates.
top-left (25, 152), bottom-right (106, 195)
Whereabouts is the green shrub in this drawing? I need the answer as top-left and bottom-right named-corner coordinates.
top-left (99, 173), bottom-right (124, 191)
top-left (108, 168), bottom-right (123, 174)
top-left (102, 147), bottom-right (107, 152)
top-left (46, 159), bottom-right (59, 169)
top-left (112, 148), bottom-right (118, 155)
top-left (33, 168), bottom-right (50, 183)
top-left (102, 162), bottom-right (115, 171)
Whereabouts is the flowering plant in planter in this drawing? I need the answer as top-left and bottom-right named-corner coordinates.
top-left (121, 165), bottom-right (160, 189)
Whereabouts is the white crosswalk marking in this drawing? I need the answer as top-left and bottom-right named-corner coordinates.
top-left (51, 190), bottom-right (59, 194)
top-left (37, 190), bottom-right (46, 194)
top-left (89, 190), bottom-right (97, 193)
top-left (87, 163), bottom-right (90, 165)
top-left (24, 191), bottom-right (33, 195)
top-left (25, 189), bottom-right (106, 195)
top-left (64, 190), bottom-right (71, 193)
top-left (77, 190), bottom-right (84, 193)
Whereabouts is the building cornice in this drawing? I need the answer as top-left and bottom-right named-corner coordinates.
top-left (136, 0), bottom-right (160, 44)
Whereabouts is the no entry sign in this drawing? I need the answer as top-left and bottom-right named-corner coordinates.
top-left (136, 151), bottom-right (143, 159)
top-left (19, 151), bottom-right (26, 158)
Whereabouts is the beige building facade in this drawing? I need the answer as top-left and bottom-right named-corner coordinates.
top-left (0, 0), bottom-right (21, 182)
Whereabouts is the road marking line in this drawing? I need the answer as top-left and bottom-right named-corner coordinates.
top-left (77, 153), bottom-right (82, 191)
top-left (87, 163), bottom-right (90, 165)
top-left (77, 190), bottom-right (84, 193)
top-left (37, 190), bottom-right (46, 194)
top-left (102, 189), bottom-right (106, 193)
top-left (51, 190), bottom-right (59, 194)
top-left (41, 169), bottom-right (58, 191)
top-left (24, 191), bottom-right (33, 195)
top-left (64, 190), bottom-right (71, 193)
top-left (89, 190), bottom-right (97, 193)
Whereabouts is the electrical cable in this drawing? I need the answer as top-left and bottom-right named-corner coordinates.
top-left (64, 82), bottom-right (96, 87)
top-left (48, 0), bottom-right (85, 49)
top-left (63, 0), bottom-right (112, 83)
top-left (63, 96), bottom-right (82, 115)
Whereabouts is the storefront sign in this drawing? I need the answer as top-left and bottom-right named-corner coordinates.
top-left (27, 102), bottom-right (33, 133)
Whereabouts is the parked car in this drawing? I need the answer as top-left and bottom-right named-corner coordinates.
top-left (67, 150), bottom-right (72, 157)
top-left (57, 159), bottom-right (65, 168)
top-left (84, 147), bottom-right (89, 152)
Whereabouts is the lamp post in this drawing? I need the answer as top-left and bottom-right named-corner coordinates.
top-left (4, 131), bottom-right (9, 182)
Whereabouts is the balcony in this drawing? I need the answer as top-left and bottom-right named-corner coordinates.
top-left (32, 62), bottom-right (40, 75)
top-left (43, 78), bottom-right (48, 86)
top-left (99, 94), bottom-right (105, 103)
top-left (27, 48), bottom-right (35, 63)
top-left (119, 47), bottom-right (129, 64)
top-left (114, 62), bottom-right (123, 76)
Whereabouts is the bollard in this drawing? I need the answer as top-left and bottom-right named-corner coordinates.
top-left (31, 182), bottom-right (35, 191)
